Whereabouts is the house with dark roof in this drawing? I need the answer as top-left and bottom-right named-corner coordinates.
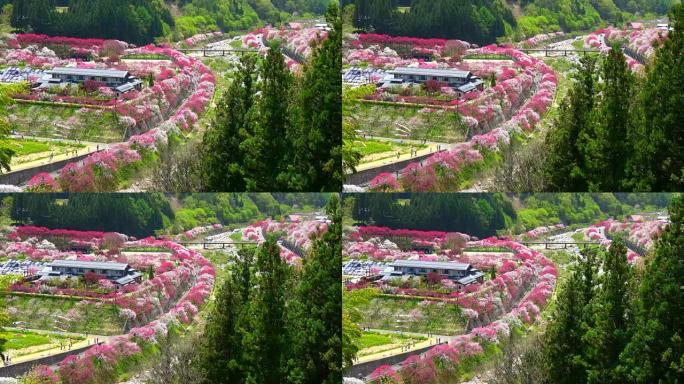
top-left (390, 260), bottom-right (477, 280)
top-left (389, 67), bottom-right (479, 86)
top-left (44, 260), bottom-right (142, 286)
top-left (46, 67), bottom-right (142, 94)
top-left (385, 67), bottom-right (485, 96)
top-left (456, 271), bottom-right (485, 288)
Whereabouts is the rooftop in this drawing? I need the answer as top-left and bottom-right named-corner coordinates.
top-left (390, 67), bottom-right (472, 78)
top-left (391, 260), bottom-right (471, 271)
top-left (49, 260), bottom-right (130, 271)
top-left (115, 272), bottom-right (142, 285)
top-left (115, 79), bottom-right (142, 93)
top-left (457, 271), bottom-right (485, 285)
top-left (49, 67), bottom-right (130, 78)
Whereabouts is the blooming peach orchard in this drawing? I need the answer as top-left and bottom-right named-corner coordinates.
top-left (0, 33), bottom-right (215, 192)
top-left (584, 26), bottom-right (669, 72)
top-left (242, 218), bottom-right (329, 264)
top-left (0, 226), bottom-right (215, 380)
top-left (344, 34), bottom-right (558, 192)
top-left (343, 226), bottom-right (558, 382)
top-left (583, 216), bottom-right (668, 263)
top-left (0, 216), bottom-right (329, 380)
top-left (242, 25), bottom-right (329, 72)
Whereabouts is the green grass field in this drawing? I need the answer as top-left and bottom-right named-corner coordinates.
top-left (1, 331), bottom-right (52, 350)
top-left (9, 139), bottom-right (50, 156)
top-left (357, 331), bottom-right (426, 350)
top-left (8, 138), bottom-right (85, 156)
top-left (356, 331), bottom-right (428, 358)
top-left (0, 329), bottom-right (86, 358)
top-left (355, 139), bottom-right (428, 157)
top-left (356, 140), bottom-right (394, 156)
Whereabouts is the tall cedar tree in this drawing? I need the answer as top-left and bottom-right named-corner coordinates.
top-left (201, 3), bottom-right (340, 192)
top-left (580, 46), bottom-right (633, 191)
top-left (583, 237), bottom-right (631, 383)
top-left (287, 196), bottom-right (342, 384)
top-left (242, 236), bottom-right (289, 384)
top-left (619, 196), bottom-right (684, 382)
top-left (544, 261), bottom-right (589, 384)
top-left (199, 264), bottom-right (246, 382)
top-left (286, 3), bottom-right (343, 191)
top-left (202, 54), bottom-right (257, 191)
top-left (545, 56), bottom-right (596, 191)
top-left (248, 41), bottom-right (292, 191)
top-left (627, 4), bottom-right (684, 191)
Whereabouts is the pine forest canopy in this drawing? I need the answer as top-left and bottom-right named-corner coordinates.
top-left (8, 0), bottom-right (335, 44)
top-left (342, 0), bottom-right (678, 44)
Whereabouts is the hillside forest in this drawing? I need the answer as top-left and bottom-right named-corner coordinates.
top-left (3, 0), bottom-right (334, 44)
top-left (346, 193), bottom-right (673, 237)
top-left (0, 193), bottom-right (331, 237)
top-left (341, 0), bottom-right (677, 44)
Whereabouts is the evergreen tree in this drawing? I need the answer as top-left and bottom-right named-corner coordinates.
top-left (246, 42), bottom-right (292, 191)
top-left (580, 45), bottom-right (633, 191)
top-left (235, 247), bottom-right (255, 305)
top-left (287, 196), bottom-right (342, 384)
top-left (202, 54), bottom-right (258, 191)
top-left (199, 3), bottom-right (340, 192)
top-left (545, 56), bottom-right (597, 191)
top-left (29, 0), bottom-right (56, 33)
top-left (10, 0), bottom-right (30, 30)
top-left (619, 196), bottom-right (684, 382)
top-left (544, 263), bottom-right (589, 384)
top-left (286, 3), bottom-right (343, 191)
top-left (584, 237), bottom-right (631, 383)
top-left (199, 268), bottom-right (245, 383)
top-left (627, 4), bottom-right (684, 191)
top-left (242, 236), bottom-right (289, 384)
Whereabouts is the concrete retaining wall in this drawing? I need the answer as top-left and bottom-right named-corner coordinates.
top-left (0, 151), bottom-right (99, 186)
top-left (0, 343), bottom-right (99, 378)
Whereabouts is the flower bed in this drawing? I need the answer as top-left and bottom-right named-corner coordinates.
top-left (345, 227), bottom-right (476, 262)
top-left (344, 33), bottom-right (470, 68)
top-left (346, 229), bottom-right (556, 327)
top-left (1, 226), bottom-right (216, 381)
